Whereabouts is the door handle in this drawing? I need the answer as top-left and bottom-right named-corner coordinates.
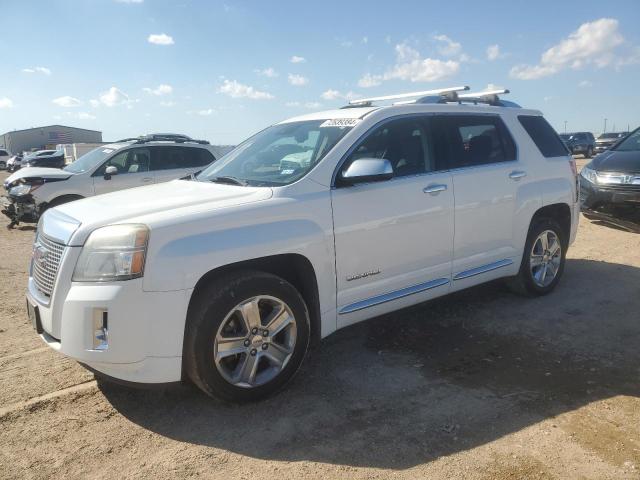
top-left (423, 184), bottom-right (447, 195)
top-left (509, 170), bottom-right (527, 181)
top-left (141, 177), bottom-right (153, 183)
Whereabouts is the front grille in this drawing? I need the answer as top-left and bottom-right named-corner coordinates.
top-left (32, 234), bottom-right (66, 297)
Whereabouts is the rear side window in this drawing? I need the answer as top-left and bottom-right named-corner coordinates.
top-left (152, 147), bottom-right (186, 171)
top-left (184, 147), bottom-right (215, 168)
top-left (442, 115), bottom-right (516, 168)
top-left (518, 115), bottom-right (569, 158)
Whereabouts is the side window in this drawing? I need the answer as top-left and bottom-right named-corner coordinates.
top-left (0, 150), bottom-right (7, 156)
top-left (344, 117), bottom-right (433, 178)
top-left (94, 148), bottom-right (150, 176)
top-left (445, 115), bottom-right (516, 168)
top-left (185, 148), bottom-right (215, 168)
top-left (152, 147), bottom-right (188, 171)
top-left (518, 115), bottom-right (569, 158)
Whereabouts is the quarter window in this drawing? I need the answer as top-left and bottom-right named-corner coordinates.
top-left (444, 115), bottom-right (516, 168)
top-left (344, 117), bottom-right (434, 178)
top-left (518, 115), bottom-right (569, 158)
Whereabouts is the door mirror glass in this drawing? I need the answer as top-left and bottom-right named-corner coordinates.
top-left (104, 165), bottom-right (118, 179)
top-left (340, 158), bottom-right (393, 185)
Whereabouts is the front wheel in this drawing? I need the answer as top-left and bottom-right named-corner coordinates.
top-left (508, 218), bottom-right (566, 296)
top-left (184, 270), bottom-right (310, 402)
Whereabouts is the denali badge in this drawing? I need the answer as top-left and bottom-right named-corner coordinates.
top-left (346, 269), bottom-right (381, 282)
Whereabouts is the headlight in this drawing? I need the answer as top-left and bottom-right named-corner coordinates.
top-left (73, 224), bottom-right (149, 282)
top-left (580, 166), bottom-right (598, 184)
top-left (9, 184), bottom-right (36, 196)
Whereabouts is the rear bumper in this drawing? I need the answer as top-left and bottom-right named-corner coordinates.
top-left (580, 178), bottom-right (640, 209)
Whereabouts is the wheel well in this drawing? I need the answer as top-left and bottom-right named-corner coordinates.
top-left (188, 254), bottom-right (322, 345)
top-left (531, 203), bottom-right (571, 245)
top-left (46, 194), bottom-right (84, 209)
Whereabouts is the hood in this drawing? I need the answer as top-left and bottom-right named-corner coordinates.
top-left (591, 150), bottom-right (640, 174)
top-left (51, 179), bottom-right (273, 245)
top-left (4, 167), bottom-right (73, 187)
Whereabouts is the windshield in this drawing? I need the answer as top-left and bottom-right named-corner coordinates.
top-left (63, 146), bottom-right (116, 173)
top-left (612, 128), bottom-right (640, 152)
top-left (196, 120), bottom-right (353, 186)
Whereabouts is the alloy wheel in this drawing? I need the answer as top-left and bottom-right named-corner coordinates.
top-left (530, 230), bottom-right (562, 288)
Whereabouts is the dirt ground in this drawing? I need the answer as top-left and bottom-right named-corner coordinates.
top-left (1, 161), bottom-right (639, 480)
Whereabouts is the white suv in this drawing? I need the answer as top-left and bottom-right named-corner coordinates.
top-left (25, 87), bottom-right (579, 402)
top-left (3, 134), bottom-right (223, 227)
top-left (0, 148), bottom-right (10, 169)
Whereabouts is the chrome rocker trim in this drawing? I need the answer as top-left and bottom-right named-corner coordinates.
top-left (453, 259), bottom-right (513, 281)
top-left (339, 278), bottom-right (450, 314)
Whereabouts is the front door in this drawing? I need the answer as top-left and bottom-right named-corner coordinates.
top-left (92, 147), bottom-right (154, 195)
top-left (331, 116), bottom-right (454, 327)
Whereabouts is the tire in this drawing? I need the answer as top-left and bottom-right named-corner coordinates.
top-left (184, 270), bottom-right (311, 402)
top-left (0, 161), bottom-right (5, 170)
top-left (508, 217), bottom-right (567, 296)
top-left (585, 147), bottom-right (593, 159)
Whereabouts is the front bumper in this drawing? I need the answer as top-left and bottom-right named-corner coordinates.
top-left (27, 269), bottom-right (193, 384)
top-left (594, 144), bottom-right (613, 153)
top-left (580, 178), bottom-right (640, 209)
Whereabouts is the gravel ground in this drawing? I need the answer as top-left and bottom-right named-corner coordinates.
top-left (1, 162), bottom-right (639, 480)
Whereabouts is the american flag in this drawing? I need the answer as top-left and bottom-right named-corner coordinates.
top-left (48, 131), bottom-right (73, 143)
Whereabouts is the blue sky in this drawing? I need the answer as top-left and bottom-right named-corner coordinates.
top-left (1, 0), bottom-right (639, 144)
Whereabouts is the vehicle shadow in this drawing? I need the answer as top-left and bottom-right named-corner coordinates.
top-left (582, 208), bottom-right (640, 234)
top-left (100, 258), bottom-right (640, 469)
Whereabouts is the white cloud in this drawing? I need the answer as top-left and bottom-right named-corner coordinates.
top-left (0, 97), bottom-right (13, 109)
top-left (52, 96), bottom-right (82, 107)
top-left (578, 80), bottom-right (593, 87)
top-left (288, 73), bottom-right (309, 86)
top-left (339, 40), bottom-right (353, 48)
top-left (290, 55), bottom-right (306, 63)
top-left (196, 108), bottom-right (214, 116)
top-left (434, 34), bottom-right (462, 57)
top-left (159, 100), bottom-right (175, 107)
top-left (487, 44), bottom-right (501, 61)
top-left (22, 66), bottom-right (51, 75)
top-left (75, 112), bottom-right (96, 120)
top-left (99, 87), bottom-right (130, 107)
top-left (143, 84), bottom-right (173, 96)
top-left (218, 79), bottom-right (274, 99)
top-left (285, 101), bottom-right (301, 107)
top-left (358, 73), bottom-right (383, 88)
top-left (148, 33), bottom-right (174, 45)
top-left (362, 36), bottom-right (368, 44)
top-left (321, 89), bottom-right (360, 101)
top-left (89, 99), bottom-right (100, 108)
top-left (255, 67), bottom-right (278, 78)
top-left (510, 18), bottom-right (626, 80)
top-left (383, 43), bottom-right (460, 82)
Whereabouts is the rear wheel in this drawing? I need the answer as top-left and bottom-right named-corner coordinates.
top-left (184, 270), bottom-right (310, 402)
top-left (508, 218), bottom-right (566, 296)
top-left (585, 146), bottom-right (593, 158)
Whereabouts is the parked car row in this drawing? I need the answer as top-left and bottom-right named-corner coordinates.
top-left (20, 86), bottom-right (582, 402)
top-left (559, 131), bottom-right (629, 158)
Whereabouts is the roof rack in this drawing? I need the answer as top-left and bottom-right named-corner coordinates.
top-left (342, 85), bottom-right (521, 108)
top-left (117, 133), bottom-right (210, 145)
top-left (345, 86), bottom-right (470, 107)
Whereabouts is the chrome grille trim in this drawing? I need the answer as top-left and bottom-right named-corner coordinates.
top-left (32, 234), bottom-right (66, 297)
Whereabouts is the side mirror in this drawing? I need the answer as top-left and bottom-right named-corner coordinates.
top-left (339, 158), bottom-right (393, 185)
top-left (104, 165), bottom-right (118, 180)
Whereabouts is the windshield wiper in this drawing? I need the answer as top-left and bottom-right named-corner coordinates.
top-left (209, 176), bottom-right (249, 186)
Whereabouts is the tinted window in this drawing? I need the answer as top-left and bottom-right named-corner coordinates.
top-left (518, 115), bottom-right (569, 158)
top-left (94, 148), bottom-right (150, 176)
top-left (613, 128), bottom-right (640, 152)
top-left (444, 115), bottom-right (516, 168)
top-left (0, 150), bottom-right (7, 156)
top-left (185, 147), bottom-right (215, 168)
top-left (344, 117), bottom-right (434, 177)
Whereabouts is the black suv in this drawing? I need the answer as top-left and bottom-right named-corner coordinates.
top-left (22, 150), bottom-right (66, 169)
top-left (559, 132), bottom-right (596, 158)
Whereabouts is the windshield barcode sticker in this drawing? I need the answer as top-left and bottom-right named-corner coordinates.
top-left (320, 118), bottom-right (360, 128)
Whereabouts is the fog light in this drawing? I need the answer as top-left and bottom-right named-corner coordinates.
top-left (93, 309), bottom-right (108, 350)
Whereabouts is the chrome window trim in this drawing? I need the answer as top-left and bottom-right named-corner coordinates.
top-left (453, 258), bottom-right (513, 281)
top-left (338, 277), bottom-right (450, 314)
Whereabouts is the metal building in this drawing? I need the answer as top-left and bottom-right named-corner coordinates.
top-left (0, 125), bottom-right (102, 154)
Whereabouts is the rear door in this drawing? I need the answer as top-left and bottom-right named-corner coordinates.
top-left (92, 147), bottom-right (154, 195)
top-left (439, 114), bottom-right (522, 287)
top-left (151, 146), bottom-right (215, 183)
